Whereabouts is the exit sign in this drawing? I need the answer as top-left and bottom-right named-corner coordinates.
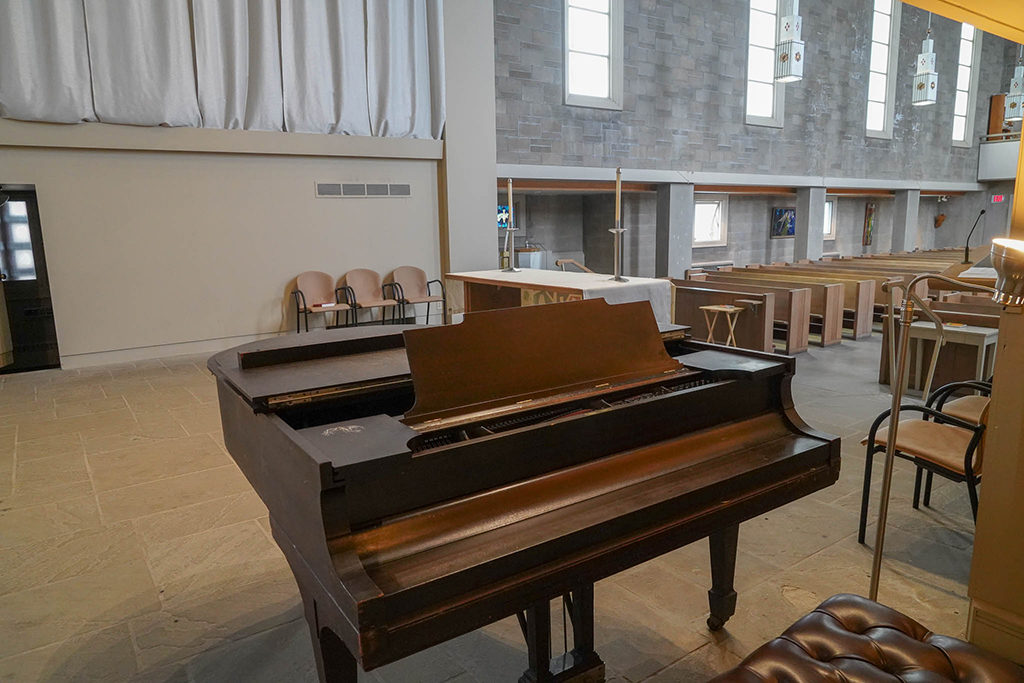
top-left (992, 194), bottom-right (1006, 203)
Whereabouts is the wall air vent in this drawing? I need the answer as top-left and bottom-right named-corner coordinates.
top-left (315, 182), bottom-right (411, 198)
top-left (315, 183), bottom-right (342, 197)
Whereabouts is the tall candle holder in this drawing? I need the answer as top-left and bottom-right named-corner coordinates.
top-left (609, 167), bottom-right (627, 282)
top-left (502, 178), bottom-right (520, 273)
top-left (609, 221), bottom-right (627, 282)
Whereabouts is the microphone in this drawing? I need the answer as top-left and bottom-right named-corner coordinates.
top-left (963, 209), bottom-right (986, 264)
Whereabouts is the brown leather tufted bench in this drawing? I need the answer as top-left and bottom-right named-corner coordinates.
top-left (710, 594), bottom-right (1023, 682)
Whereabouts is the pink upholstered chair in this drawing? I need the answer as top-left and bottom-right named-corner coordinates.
top-left (292, 271), bottom-right (352, 332)
top-left (339, 269), bottom-right (399, 325)
top-left (388, 266), bottom-right (447, 324)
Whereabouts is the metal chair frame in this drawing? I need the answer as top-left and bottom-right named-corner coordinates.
top-left (341, 282), bottom-right (400, 325)
top-left (292, 286), bottom-right (355, 332)
top-left (390, 278), bottom-right (447, 325)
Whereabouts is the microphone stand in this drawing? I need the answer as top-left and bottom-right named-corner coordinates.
top-left (963, 210), bottom-right (986, 264)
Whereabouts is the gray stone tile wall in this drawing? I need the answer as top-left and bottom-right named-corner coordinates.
top-left (494, 0), bottom-right (1014, 182)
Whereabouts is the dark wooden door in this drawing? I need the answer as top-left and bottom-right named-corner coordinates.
top-left (0, 190), bottom-right (60, 372)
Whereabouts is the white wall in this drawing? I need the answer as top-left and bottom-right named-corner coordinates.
top-left (0, 125), bottom-right (441, 365)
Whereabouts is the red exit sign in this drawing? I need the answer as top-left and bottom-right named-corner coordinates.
top-left (991, 194), bottom-right (1006, 203)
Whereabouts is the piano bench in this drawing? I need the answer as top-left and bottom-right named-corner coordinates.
top-left (709, 594), bottom-right (1022, 682)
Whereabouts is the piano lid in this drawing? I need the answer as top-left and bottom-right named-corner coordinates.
top-left (402, 299), bottom-right (683, 424)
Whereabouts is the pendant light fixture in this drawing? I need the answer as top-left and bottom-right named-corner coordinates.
top-left (1005, 45), bottom-right (1024, 123)
top-left (912, 14), bottom-right (938, 107)
top-left (775, 0), bottom-right (804, 83)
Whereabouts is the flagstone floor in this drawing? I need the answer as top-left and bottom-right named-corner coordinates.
top-left (0, 334), bottom-right (977, 682)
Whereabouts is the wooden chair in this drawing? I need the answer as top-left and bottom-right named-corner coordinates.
top-left (292, 270), bottom-right (352, 332)
top-left (339, 268), bottom-right (399, 325)
top-left (859, 392), bottom-right (989, 544)
top-left (388, 266), bottom-right (446, 324)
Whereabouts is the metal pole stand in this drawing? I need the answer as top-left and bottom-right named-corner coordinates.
top-left (502, 223), bottom-right (520, 273)
top-left (608, 221), bottom-right (627, 282)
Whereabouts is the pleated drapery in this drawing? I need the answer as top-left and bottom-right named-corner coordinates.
top-left (0, 0), bottom-right (445, 139)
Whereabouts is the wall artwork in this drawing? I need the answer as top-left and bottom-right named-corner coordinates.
top-left (863, 202), bottom-right (876, 246)
top-left (770, 207), bottom-right (796, 239)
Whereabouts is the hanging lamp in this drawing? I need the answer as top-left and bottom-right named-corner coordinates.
top-left (775, 0), bottom-right (804, 83)
top-left (912, 14), bottom-right (938, 107)
top-left (1005, 45), bottom-right (1024, 123)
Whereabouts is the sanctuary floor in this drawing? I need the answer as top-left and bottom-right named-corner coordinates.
top-left (0, 335), bottom-right (976, 682)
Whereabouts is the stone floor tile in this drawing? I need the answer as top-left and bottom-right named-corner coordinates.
top-left (124, 386), bottom-right (201, 413)
top-left (13, 432), bottom-right (84, 462)
top-left (0, 495), bottom-right (102, 549)
top-left (16, 407), bottom-right (136, 443)
top-left (168, 403), bottom-right (223, 436)
top-left (645, 641), bottom-right (744, 682)
top-left (130, 557), bottom-right (301, 669)
top-left (145, 519), bottom-right (279, 587)
top-left (133, 490), bottom-right (267, 546)
top-left (371, 641), bottom-right (468, 683)
top-left (1, 453), bottom-right (94, 509)
top-left (87, 434), bottom-right (229, 493)
top-left (0, 551), bottom-right (160, 658)
top-left (0, 522), bottom-right (144, 597)
top-left (0, 623), bottom-right (138, 682)
top-left (96, 464), bottom-right (250, 523)
top-left (184, 619), bottom-right (317, 683)
top-left (53, 395), bottom-right (128, 419)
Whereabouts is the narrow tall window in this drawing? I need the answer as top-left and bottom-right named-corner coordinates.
top-left (746, 0), bottom-right (784, 127)
top-left (952, 23), bottom-right (982, 146)
top-left (693, 196), bottom-right (729, 247)
top-left (866, 0), bottom-right (901, 138)
top-left (823, 198), bottom-right (837, 240)
top-left (563, 0), bottom-right (623, 110)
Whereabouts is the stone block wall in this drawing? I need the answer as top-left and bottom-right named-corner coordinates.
top-left (494, 0), bottom-right (1014, 182)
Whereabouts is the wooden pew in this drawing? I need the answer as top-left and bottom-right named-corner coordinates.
top-left (749, 263), bottom-right (929, 304)
top-left (670, 285), bottom-right (775, 353)
top-left (693, 272), bottom-right (843, 346)
top-left (710, 268), bottom-right (873, 340)
top-left (672, 279), bottom-right (809, 354)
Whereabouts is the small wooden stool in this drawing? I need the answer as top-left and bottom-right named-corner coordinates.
top-left (700, 304), bottom-right (744, 347)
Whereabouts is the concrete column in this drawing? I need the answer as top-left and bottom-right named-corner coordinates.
top-left (891, 189), bottom-right (921, 253)
top-left (655, 183), bottom-right (695, 277)
top-left (440, 0), bottom-right (497, 273)
top-left (794, 187), bottom-right (826, 261)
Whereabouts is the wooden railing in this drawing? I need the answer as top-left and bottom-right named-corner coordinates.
top-left (555, 258), bottom-right (594, 273)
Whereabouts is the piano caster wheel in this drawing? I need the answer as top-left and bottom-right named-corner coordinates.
top-left (707, 615), bottom-right (726, 631)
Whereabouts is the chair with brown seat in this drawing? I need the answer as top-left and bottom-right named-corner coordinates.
top-left (914, 379), bottom-right (992, 510)
top-left (858, 397), bottom-right (988, 544)
top-left (292, 270), bottom-right (353, 332)
top-left (388, 266), bottom-right (447, 325)
top-left (339, 268), bottom-right (399, 325)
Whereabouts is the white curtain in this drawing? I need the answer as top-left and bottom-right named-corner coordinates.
top-left (192, 0), bottom-right (283, 131)
top-left (280, 0), bottom-right (371, 135)
top-left (0, 1), bottom-right (95, 123)
top-left (83, 0), bottom-right (201, 127)
top-left (0, 0), bottom-right (445, 139)
top-left (366, 0), bottom-right (445, 139)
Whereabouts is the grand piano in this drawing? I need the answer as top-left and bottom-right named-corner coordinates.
top-left (209, 299), bottom-right (839, 682)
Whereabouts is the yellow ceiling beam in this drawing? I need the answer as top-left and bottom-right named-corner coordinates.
top-left (901, 0), bottom-right (1024, 44)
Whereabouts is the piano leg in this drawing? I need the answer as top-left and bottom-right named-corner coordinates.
top-left (295, 581), bottom-right (358, 683)
top-left (518, 585), bottom-right (605, 683)
top-left (707, 524), bottom-right (739, 631)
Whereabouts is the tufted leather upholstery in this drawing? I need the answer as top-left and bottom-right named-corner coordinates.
top-left (710, 594), bottom-right (1023, 682)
